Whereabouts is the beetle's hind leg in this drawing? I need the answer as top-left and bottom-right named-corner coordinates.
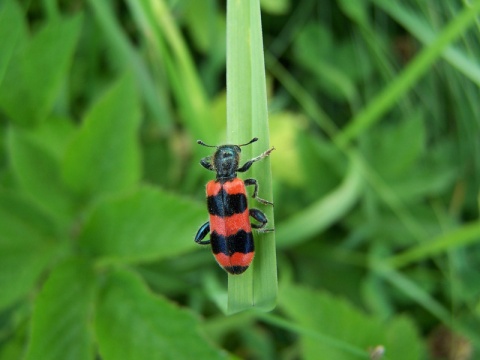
top-left (244, 178), bottom-right (274, 206)
top-left (195, 221), bottom-right (211, 244)
top-left (249, 209), bottom-right (274, 233)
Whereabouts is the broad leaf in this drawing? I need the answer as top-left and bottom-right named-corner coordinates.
top-left (95, 269), bottom-right (225, 360)
top-left (25, 259), bottom-right (95, 360)
top-left (79, 186), bottom-right (205, 264)
top-left (0, 192), bottom-right (59, 311)
top-left (62, 74), bottom-right (141, 197)
top-left (0, 14), bottom-right (81, 126)
top-left (19, 116), bottom-right (77, 159)
top-left (8, 127), bottom-right (75, 223)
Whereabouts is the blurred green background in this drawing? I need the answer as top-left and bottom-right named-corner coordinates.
top-left (1, 0), bottom-right (480, 359)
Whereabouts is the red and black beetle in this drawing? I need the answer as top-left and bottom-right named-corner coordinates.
top-left (194, 137), bottom-right (274, 274)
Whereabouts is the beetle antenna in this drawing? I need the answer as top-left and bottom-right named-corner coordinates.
top-left (238, 137), bottom-right (258, 147)
top-left (197, 140), bottom-right (217, 148)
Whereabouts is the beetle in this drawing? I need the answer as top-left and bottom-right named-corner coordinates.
top-left (194, 137), bottom-right (274, 274)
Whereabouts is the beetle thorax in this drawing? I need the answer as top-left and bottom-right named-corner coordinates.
top-left (214, 145), bottom-right (241, 180)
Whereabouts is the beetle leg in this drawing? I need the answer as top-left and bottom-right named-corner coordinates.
top-left (200, 156), bottom-right (215, 171)
top-left (195, 221), bottom-right (211, 244)
top-left (244, 178), bottom-right (273, 206)
top-left (237, 147), bottom-right (275, 173)
top-left (249, 209), bottom-right (274, 233)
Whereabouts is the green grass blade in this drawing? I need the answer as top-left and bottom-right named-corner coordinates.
top-left (226, 0), bottom-right (252, 143)
top-left (250, 0), bottom-right (277, 312)
top-left (126, 0), bottom-right (211, 140)
top-left (86, 0), bottom-right (172, 130)
top-left (372, 0), bottom-right (480, 86)
top-left (334, 0), bottom-right (480, 148)
top-left (374, 263), bottom-right (451, 324)
top-left (265, 54), bottom-right (338, 137)
top-left (276, 155), bottom-right (363, 248)
top-left (375, 263), bottom-right (480, 344)
top-left (226, 0), bottom-right (277, 313)
top-left (388, 222), bottom-right (480, 268)
top-left (226, 0), bottom-right (254, 313)
top-left (257, 313), bottom-right (369, 359)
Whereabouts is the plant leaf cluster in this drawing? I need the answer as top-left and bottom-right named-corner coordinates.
top-left (1, 0), bottom-right (480, 359)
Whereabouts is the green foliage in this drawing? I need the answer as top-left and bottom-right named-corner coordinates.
top-left (294, 24), bottom-right (362, 102)
top-left (279, 284), bottom-right (423, 359)
top-left (0, 11), bottom-right (81, 127)
top-left (226, 0), bottom-right (277, 313)
top-left (0, 1), bottom-right (25, 84)
top-left (260, 0), bottom-right (290, 15)
top-left (95, 269), bottom-right (224, 360)
top-left (9, 126), bottom-right (75, 222)
top-left (62, 74), bottom-right (141, 197)
top-left (79, 186), bottom-right (205, 264)
top-left (0, 192), bottom-right (59, 311)
top-left (1, 0), bottom-right (480, 359)
top-left (276, 155), bottom-right (363, 248)
top-left (25, 259), bottom-right (95, 360)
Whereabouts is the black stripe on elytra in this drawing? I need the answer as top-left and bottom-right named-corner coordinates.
top-left (207, 188), bottom-right (247, 217)
top-left (224, 266), bottom-right (249, 274)
top-left (210, 230), bottom-right (254, 255)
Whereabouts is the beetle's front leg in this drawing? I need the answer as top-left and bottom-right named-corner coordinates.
top-left (200, 156), bottom-right (215, 171)
top-left (237, 147), bottom-right (275, 173)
